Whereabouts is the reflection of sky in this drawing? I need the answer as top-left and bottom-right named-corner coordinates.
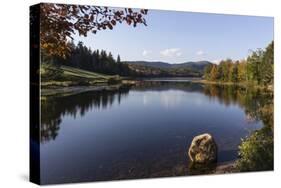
top-left (40, 87), bottom-right (264, 183)
top-left (141, 90), bottom-right (204, 108)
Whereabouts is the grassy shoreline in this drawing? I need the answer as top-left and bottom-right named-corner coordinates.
top-left (41, 65), bottom-right (124, 89)
top-left (41, 73), bottom-right (273, 98)
top-left (191, 79), bottom-right (273, 91)
top-left (41, 84), bottom-right (126, 98)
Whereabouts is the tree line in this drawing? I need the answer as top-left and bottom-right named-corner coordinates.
top-left (45, 41), bottom-right (135, 76)
top-left (204, 41), bottom-right (273, 86)
top-left (43, 41), bottom-right (202, 78)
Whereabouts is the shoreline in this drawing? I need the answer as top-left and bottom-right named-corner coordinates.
top-left (41, 79), bottom-right (138, 98)
top-left (191, 79), bottom-right (273, 91)
top-left (41, 78), bottom-right (273, 98)
top-left (41, 84), bottom-right (125, 98)
top-left (214, 161), bottom-right (238, 174)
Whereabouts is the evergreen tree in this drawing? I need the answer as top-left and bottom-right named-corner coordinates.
top-left (49, 41), bottom-right (134, 76)
top-left (117, 55), bottom-right (121, 63)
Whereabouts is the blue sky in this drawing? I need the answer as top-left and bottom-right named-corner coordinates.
top-left (74, 9), bottom-right (273, 64)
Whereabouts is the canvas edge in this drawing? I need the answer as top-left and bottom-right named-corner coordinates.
top-left (29, 3), bottom-right (41, 185)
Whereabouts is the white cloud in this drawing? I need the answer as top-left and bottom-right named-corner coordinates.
top-left (160, 48), bottom-right (182, 57)
top-left (196, 50), bottom-right (205, 56)
top-left (142, 50), bottom-right (151, 56)
top-left (176, 52), bottom-right (182, 57)
top-left (212, 59), bottom-right (221, 64)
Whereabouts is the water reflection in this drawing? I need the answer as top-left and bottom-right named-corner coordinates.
top-left (202, 84), bottom-right (273, 128)
top-left (40, 86), bottom-right (130, 143)
top-left (135, 81), bottom-right (273, 130)
top-left (39, 81), bottom-right (273, 183)
top-left (40, 81), bottom-right (273, 144)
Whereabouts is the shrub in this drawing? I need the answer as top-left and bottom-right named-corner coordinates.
top-left (236, 128), bottom-right (273, 171)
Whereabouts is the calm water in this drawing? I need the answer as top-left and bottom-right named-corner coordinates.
top-left (40, 81), bottom-right (264, 184)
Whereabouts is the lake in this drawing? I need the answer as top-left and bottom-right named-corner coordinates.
top-left (40, 81), bottom-right (266, 184)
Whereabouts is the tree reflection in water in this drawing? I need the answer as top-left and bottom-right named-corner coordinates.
top-left (40, 86), bottom-right (130, 143)
top-left (39, 81), bottom-right (273, 172)
top-left (202, 83), bottom-right (273, 172)
top-left (137, 82), bottom-right (273, 172)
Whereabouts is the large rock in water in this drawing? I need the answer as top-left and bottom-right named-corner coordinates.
top-left (188, 133), bottom-right (217, 164)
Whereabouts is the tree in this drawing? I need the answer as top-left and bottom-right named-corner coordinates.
top-left (202, 41), bottom-right (273, 86)
top-left (230, 62), bottom-right (238, 82)
top-left (117, 55), bottom-right (121, 63)
top-left (264, 41), bottom-right (274, 65)
top-left (40, 3), bottom-right (148, 58)
top-left (247, 50), bottom-right (264, 84)
top-left (219, 59), bottom-right (232, 81)
top-left (217, 62), bottom-right (223, 81)
top-left (210, 65), bottom-right (219, 81)
top-left (237, 60), bottom-right (247, 82)
top-left (204, 64), bottom-right (212, 80)
top-left (261, 41), bottom-right (274, 85)
top-left (50, 41), bottom-right (135, 77)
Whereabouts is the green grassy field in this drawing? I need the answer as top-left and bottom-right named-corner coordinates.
top-left (60, 65), bottom-right (111, 80)
top-left (41, 64), bottom-right (121, 88)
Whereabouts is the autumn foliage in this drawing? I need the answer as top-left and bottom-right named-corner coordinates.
top-left (39, 3), bottom-right (148, 58)
top-left (204, 41), bottom-right (274, 86)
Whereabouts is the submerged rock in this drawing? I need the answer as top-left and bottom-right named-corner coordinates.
top-left (188, 133), bottom-right (217, 164)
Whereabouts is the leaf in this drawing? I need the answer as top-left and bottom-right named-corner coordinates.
top-left (107, 23), bottom-right (113, 30)
top-left (111, 20), bottom-right (116, 25)
top-left (126, 18), bottom-right (132, 25)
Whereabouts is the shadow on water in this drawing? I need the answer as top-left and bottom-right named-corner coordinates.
top-left (40, 85), bottom-right (130, 143)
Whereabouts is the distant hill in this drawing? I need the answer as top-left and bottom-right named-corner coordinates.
top-left (124, 61), bottom-right (171, 69)
top-left (172, 61), bottom-right (212, 71)
top-left (124, 60), bottom-right (212, 72)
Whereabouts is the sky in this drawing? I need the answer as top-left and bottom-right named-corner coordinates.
top-left (73, 8), bottom-right (273, 64)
